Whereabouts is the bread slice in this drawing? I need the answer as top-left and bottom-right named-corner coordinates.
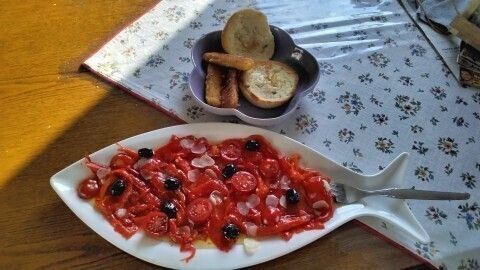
top-left (239, 61), bottom-right (298, 108)
top-left (205, 64), bottom-right (224, 107)
top-left (221, 9), bottom-right (274, 60)
top-left (221, 69), bottom-right (239, 108)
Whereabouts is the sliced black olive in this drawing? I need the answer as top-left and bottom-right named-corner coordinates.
top-left (285, 188), bottom-right (300, 204)
top-left (138, 148), bottom-right (154, 158)
top-left (164, 176), bottom-right (181, 190)
top-left (222, 223), bottom-right (239, 240)
top-left (222, 164), bottom-right (237, 179)
top-left (161, 201), bottom-right (177, 218)
top-left (245, 140), bottom-right (260, 151)
top-left (110, 179), bottom-right (126, 196)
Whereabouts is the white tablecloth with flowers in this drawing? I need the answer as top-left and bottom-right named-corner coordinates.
top-left (84, 0), bottom-right (480, 268)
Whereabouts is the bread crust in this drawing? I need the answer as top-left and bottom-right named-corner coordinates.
top-left (239, 60), bottom-right (298, 108)
top-left (203, 52), bottom-right (254, 71)
top-left (221, 69), bottom-right (239, 108)
top-left (221, 9), bottom-right (274, 60)
top-left (205, 64), bottom-right (224, 107)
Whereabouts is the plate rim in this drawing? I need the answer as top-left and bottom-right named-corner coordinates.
top-left (50, 122), bottom-right (427, 270)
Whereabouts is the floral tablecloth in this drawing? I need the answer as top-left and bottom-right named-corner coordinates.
top-left (84, 0), bottom-right (480, 268)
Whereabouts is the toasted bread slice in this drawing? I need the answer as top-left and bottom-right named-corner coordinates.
top-left (203, 52), bottom-right (254, 71)
top-left (221, 69), bottom-right (239, 108)
top-left (205, 64), bottom-right (224, 107)
top-left (221, 9), bottom-right (274, 60)
top-left (239, 61), bottom-right (298, 108)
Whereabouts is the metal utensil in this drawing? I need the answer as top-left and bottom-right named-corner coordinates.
top-left (331, 182), bottom-right (470, 204)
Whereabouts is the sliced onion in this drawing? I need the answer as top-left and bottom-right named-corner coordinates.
top-left (191, 143), bottom-right (207, 154)
top-left (180, 138), bottom-right (195, 149)
top-left (279, 195), bottom-right (287, 208)
top-left (157, 172), bottom-right (166, 182)
top-left (115, 208), bottom-right (126, 218)
top-left (204, 168), bottom-right (217, 179)
top-left (191, 154), bottom-right (215, 168)
top-left (133, 158), bottom-right (149, 170)
top-left (246, 194), bottom-right (260, 209)
top-left (209, 190), bottom-right (223, 205)
top-left (187, 169), bottom-right (200, 182)
top-left (243, 238), bottom-right (260, 254)
top-left (96, 168), bottom-right (110, 180)
top-left (312, 200), bottom-right (329, 210)
top-left (280, 175), bottom-right (291, 190)
top-left (237, 202), bottom-right (249, 216)
top-left (323, 179), bottom-right (332, 193)
top-left (244, 222), bottom-right (258, 237)
top-left (265, 194), bottom-right (279, 207)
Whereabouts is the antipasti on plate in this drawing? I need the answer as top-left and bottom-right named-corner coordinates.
top-left (51, 123), bottom-right (429, 270)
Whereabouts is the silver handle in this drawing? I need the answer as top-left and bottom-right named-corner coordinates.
top-left (371, 188), bottom-right (470, 200)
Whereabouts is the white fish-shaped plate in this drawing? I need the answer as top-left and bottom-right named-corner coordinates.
top-left (50, 123), bottom-right (429, 270)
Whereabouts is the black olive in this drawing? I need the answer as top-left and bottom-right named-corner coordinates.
top-left (222, 164), bottom-right (237, 179)
top-left (110, 179), bottom-right (126, 196)
top-left (286, 188), bottom-right (300, 204)
top-left (245, 140), bottom-right (260, 151)
top-left (164, 176), bottom-right (181, 190)
top-left (161, 201), bottom-right (177, 218)
top-left (138, 148), bottom-right (154, 158)
top-left (222, 223), bottom-right (239, 240)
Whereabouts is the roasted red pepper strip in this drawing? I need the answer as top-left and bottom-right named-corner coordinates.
top-left (256, 215), bottom-right (312, 236)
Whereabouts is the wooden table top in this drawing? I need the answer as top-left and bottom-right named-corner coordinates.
top-left (0, 1), bottom-right (426, 269)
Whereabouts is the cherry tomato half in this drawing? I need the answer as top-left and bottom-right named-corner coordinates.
top-left (220, 140), bottom-right (242, 161)
top-left (77, 178), bottom-right (99, 199)
top-left (136, 211), bottom-right (168, 238)
top-left (230, 171), bottom-right (257, 192)
top-left (187, 198), bottom-right (213, 224)
top-left (111, 153), bottom-right (136, 169)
